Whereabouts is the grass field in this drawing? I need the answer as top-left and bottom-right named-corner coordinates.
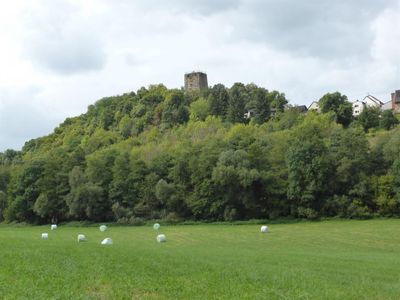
top-left (0, 220), bottom-right (400, 299)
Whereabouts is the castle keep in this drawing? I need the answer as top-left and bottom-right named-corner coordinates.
top-left (184, 72), bottom-right (208, 91)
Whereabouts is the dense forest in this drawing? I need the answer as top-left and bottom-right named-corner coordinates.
top-left (1, 83), bottom-right (400, 224)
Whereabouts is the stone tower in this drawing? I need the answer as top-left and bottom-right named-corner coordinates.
top-left (184, 72), bottom-right (208, 91)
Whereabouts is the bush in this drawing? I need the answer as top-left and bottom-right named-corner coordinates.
top-left (375, 196), bottom-right (399, 216)
top-left (223, 207), bottom-right (238, 221)
top-left (112, 202), bottom-right (132, 220)
top-left (347, 200), bottom-right (372, 219)
top-left (297, 207), bottom-right (318, 220)
top-left (116, 216), bottom-right (145, 226)
top-left (164, 212), bottom-right (182, 224)
top-left (322, 195), bottom-right (350, 217)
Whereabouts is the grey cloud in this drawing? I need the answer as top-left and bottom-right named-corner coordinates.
top-left (231, 0), bottom-right (397, 60)
top-left (0, 88), bottom-right (54, 151)
top-left (132, 0), bottom-right (240, 15)
top-left (166, 0), bottom-right (240, 14)
top-left (27, 33), bottom-right (106, 74)
top-left (23, 0), bottom-right (106, 74)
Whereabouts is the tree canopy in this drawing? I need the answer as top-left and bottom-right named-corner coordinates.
top-left (0, 83), bottom-right (399, 223)
top-left (318, 92), bottom-right (353, 127)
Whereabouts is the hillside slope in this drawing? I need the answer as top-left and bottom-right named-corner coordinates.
top-left (0, 84), bottom-right (399, 223)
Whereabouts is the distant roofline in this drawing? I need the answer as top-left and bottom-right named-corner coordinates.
top-left (369, 95), bottom-right (383, 104)
top-left (307, 101), bottom-right (319, 109)
top-left (363, 94), bottom-right (384, 105)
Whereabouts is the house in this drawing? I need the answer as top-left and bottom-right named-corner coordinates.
top-left (352, 95), bottom-right (384, 116)
top-left (294, 105), bottom-right (308, 113)
top-left (352, 100), bottom-right (365, 117)
top-left (245, 108), bottom-right (279, 119)
top-left (244, 109), bottom-right (254, 119)
top-left (362, 95), bottom-right (384, 108)
top-left (308, 101), bottom-right (320, 113)
top-left (382, 101), bottom-right (392, 111)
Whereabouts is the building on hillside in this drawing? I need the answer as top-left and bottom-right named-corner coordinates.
top-left (279, 93), bottom-right (396, 118)
top-left (363, 95), bottom-right (384, 108)
top-left (391, 90), bottom-right (400, 112)
top-left (244, 109), bottom-right (254, 119)
top-left (382, 101), bottom-right (392, 111)
top-left (245, 106), bottom-right (287, 120)
top-left (184, 72), bottom-right (208, 91)
top-left (352, 95), bottom-right (384, 116)
top-left (295, 105), bottom-right (308, 113)
top-left (352, 100), bottom-right (365, 117)
top-left (308, 101), bottom-right (320, 113)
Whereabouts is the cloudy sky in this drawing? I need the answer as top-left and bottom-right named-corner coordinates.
top-left (1, 0), bottom-right (400, 151)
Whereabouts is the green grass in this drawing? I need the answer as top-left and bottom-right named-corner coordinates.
top-left (0, 220), bottom-right (400, 299)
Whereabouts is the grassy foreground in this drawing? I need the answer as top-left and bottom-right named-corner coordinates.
top-left (0, 220), bottom-right (399, 299)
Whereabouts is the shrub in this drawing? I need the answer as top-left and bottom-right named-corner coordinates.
top-left (223, 207), bottom-right (238, 221)
top-left (347, 200), bottom-right (372, 219)
top-left (297, 207), bottom-right (318, 220)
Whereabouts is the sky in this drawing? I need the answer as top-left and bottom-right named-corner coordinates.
top-left (1, 0), bottom-right (400, 151)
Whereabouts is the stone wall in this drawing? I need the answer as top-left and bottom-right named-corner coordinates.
top-left (184, 72), bottom-right (208, 91)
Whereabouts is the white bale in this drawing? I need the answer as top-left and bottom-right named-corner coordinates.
top-left (99, 225), bottom-right (107, 232)
top-left (77, 234), bottom-right (86, 242)
top-left (156, 234), bottom-right (166, 243)
top-left (260, 225), bottom-right (268, 233)
top-left (153, 223), bottom-right (160, 230)
top-left (41, 233), bottom-right (49, 239)
top-left (51, 224), bottom-right (57, 230)
top-left (101, 237), bottom-right (113, 245)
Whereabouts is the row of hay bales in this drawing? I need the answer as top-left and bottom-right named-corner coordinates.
top-left (41, 223), bottom-right (169, 244)
top-left (41, 224), bottom-right (112, 244)
top-left (41, 224), bottom-right (269, 244)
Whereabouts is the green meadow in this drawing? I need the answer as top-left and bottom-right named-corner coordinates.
top-left (0, 220), bottom-right (399, 299)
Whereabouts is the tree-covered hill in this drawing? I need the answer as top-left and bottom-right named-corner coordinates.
top-left (0, 83), bottom-right (399, 224)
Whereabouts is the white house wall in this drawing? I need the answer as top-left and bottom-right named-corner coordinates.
top-left (382, 101), bottom-right (392, 111)
top-left (363, 98), bottom-right (381, 108)
top-left (352, 101), bottom-right (365, 116)
top-left (308, 102), bottom-right (320, 112)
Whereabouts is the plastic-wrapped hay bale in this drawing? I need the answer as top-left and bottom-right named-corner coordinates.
top-left (153, 223), bottom-right (160, 230)
top-left (51, 224), bottom-right (57, 230)
top-left (77, 234), bottom-right (86, 242)
top-left (156, 234), bottom-right (166, 243)
top-left (260, 225), bottom-right (268, 233)
top-left (99, 225), bottom-right (107, 232)
top-left (101, 238), bottom-right (113, 245)
top-left (41, 233), bottom-right (49, 239)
